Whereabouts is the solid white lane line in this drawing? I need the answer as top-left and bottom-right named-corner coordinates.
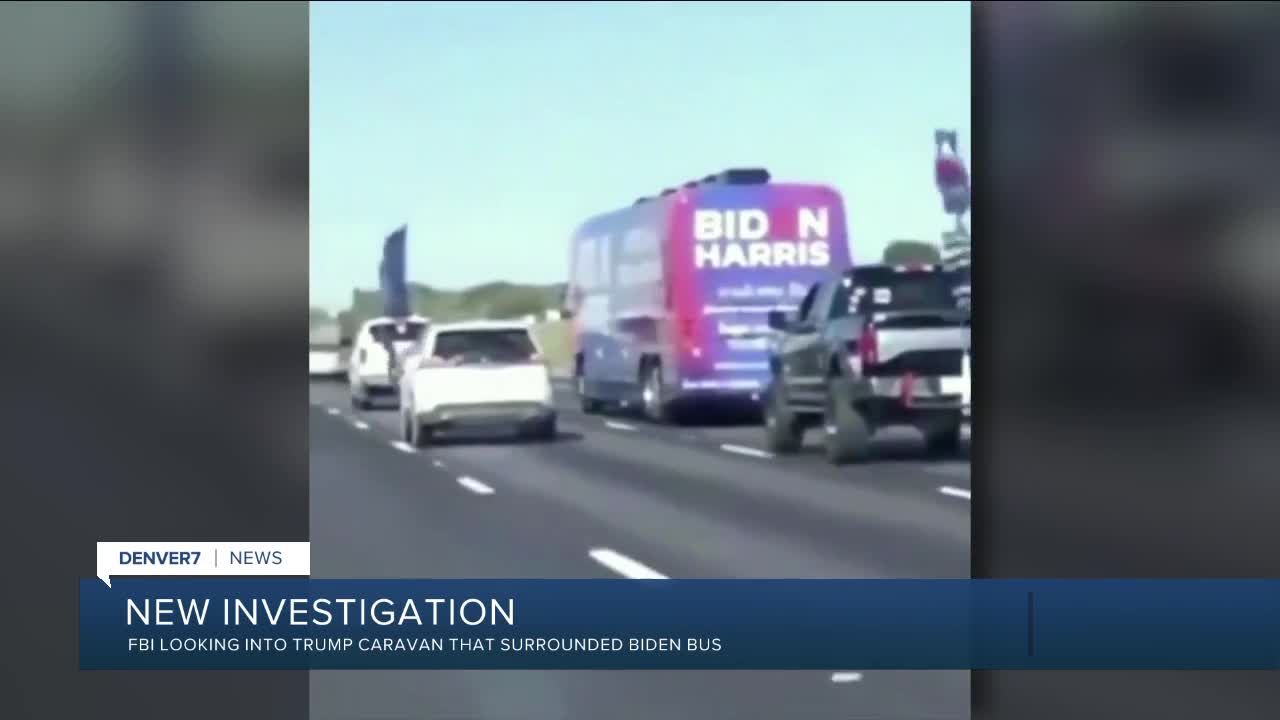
top-left (830, 672), bottom-right (864, 683)
top-left (326, 407), bottom-right (341, 416)
top-left (352, 420), bottom-right (369, 431)
top-left (720, 444), bottom-right (774, 460)
top-left (604, 420), bottom-right (637, 432)
top-left (457, 476), bottom-right (495, 496)
top-left (588, 548), bottom-right (669, 580)
top-left (938, 485), bottom-right (971, 501)
top-left (390, 441), bottom-right (416, 454)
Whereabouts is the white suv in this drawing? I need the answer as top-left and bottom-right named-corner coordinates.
top-left (347, 315), bottom-right (429, 409)
top-left (399, 320), bottom-right (556, 446)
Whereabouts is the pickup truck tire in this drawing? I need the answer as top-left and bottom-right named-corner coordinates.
top-left (762, 382), bottom-right (803, 454)
top-left (823, 379), bottom-right (872, 465)
top-left (924, 423), bottom-right (962, 457)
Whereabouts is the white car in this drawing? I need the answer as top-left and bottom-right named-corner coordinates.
top-left (310, 323), bottom-right (348, 379)
top-left (309, 343), bottom-right (347, 378)
top-left (348, 315), bottom-right (430, 409)
top-left (398, 320), bottom-right (556, 446)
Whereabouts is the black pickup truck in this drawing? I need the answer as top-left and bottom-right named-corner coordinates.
top-left (764, 263), bottom-right (970, 464)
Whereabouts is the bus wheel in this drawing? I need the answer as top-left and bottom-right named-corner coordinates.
top-left (642, 363), bottom-right (673, 423)
top-left (577, 373), bottom-right (602, 414)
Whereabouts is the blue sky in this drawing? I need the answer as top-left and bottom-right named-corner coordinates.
top-left (310, 1), bottom-right (970, 311)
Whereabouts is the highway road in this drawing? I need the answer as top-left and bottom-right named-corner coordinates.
top-left (308, 379), bottom-right (971, 720)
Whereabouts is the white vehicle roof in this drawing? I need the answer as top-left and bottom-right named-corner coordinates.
top-left (358, 315), bottom-right (430, 332)
top-left (429, 319), bottom-right (534, 334)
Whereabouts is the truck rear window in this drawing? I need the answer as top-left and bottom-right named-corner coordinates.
top-left (845, 270), bottom-right (955, 313)
top-left (433, 330), bottom-right (537, 364)
top-left (369, 322), bottom-right (426, 343)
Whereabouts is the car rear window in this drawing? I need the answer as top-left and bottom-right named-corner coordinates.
top-left (432, 329), bottom-right (537, 364)
top-left (845, 268), bottom-right (955, 313)
top-left (369, 321), bottom-right (426, 343)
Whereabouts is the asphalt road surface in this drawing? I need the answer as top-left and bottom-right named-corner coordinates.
top-left (308, 379), bottom-right (971, 720)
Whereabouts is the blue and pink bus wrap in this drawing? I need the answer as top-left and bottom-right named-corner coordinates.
top-left (568, 180), bottom-right (851, 407)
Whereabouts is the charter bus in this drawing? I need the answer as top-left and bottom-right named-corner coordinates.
top-left (567, 168), bottom-right (852, 422)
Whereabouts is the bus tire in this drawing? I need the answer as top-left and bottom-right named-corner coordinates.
top-left (576, 366), bottom-right (602, 414)
top-left (641, 362), bottom-right (674, 424)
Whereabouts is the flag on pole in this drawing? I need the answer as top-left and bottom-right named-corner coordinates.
top-left (380, 225), bottom-right (409, 318)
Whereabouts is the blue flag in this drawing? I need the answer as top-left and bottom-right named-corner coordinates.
top-left (380, 225), bottom-right (409, 318)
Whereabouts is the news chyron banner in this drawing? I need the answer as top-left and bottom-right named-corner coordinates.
top-left (79, 546), bottom-right (1280, 670)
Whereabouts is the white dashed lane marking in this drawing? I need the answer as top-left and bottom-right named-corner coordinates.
top-left (938, 485), bottom-right (971, 501)
top-left (588, 548), bottom-right (669, 580)
top-left (830, 672), bottom-right (864, 684)
top-left (326, 407), bottom-right (341, 416)
top-left (432, 459), bottom-right (446, 468)
top-left (719, 444), bottom-right (774, 460)
top-left (604, 421), bottom-right (637, 432)
top-left (457, 476), bottom-right (495, 496)
top-left (352, 420), bottom-right (369, 431)
top-left (390, 441), bottom-right (416, 454)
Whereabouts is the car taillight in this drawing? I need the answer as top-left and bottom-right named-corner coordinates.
top-left (858, 325), bottom-right (879, 365)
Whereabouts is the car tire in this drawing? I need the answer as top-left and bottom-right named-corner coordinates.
top-left (577, 374), bottom-right (603, 414)
top-left (527, 416), bottom-right (557, 442)
top-left (401, 411), bottom-right (412, 443)
top-left (822, 379), bottom-right (872, 465)
top-left (407, 415), bottom-right (432, 448)
top-left (762, 380), bottom-right (803, 454)
top-left (352, 385), bottom-right (372, 411)
top-left (924, 422), bottom-right (962, 457)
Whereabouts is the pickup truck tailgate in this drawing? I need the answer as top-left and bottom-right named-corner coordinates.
top-left (869, 310), bottom-right (968, 376)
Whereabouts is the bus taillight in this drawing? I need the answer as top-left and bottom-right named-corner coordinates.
top-left (678, 314), bottom-right (701, 357)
